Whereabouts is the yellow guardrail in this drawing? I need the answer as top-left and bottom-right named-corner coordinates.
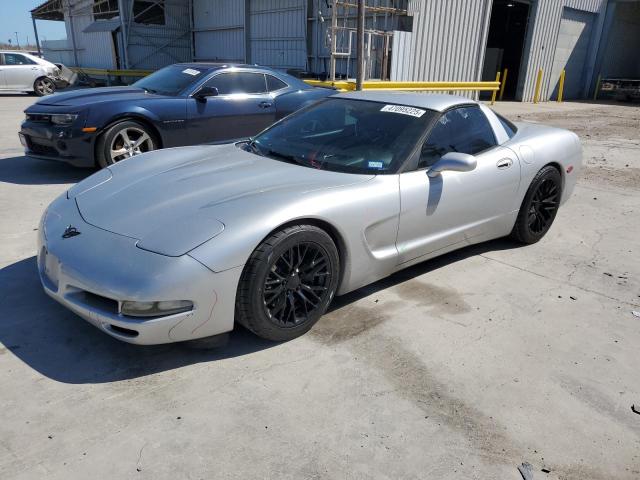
top-left (70, 67), bottom-right (153, 77)
top-left (304, 79), bottom-right (502, 103)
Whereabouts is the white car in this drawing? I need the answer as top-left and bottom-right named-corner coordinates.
top-left (0, 51), bottom-right (64, 96)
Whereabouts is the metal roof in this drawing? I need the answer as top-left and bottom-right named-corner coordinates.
top-left (335, 92), bottom-right (476, 112)
top-left (31, 0), bottom-right (64, 21)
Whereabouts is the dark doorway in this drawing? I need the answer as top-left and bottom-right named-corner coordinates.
top-left (482, 0), bottom-right (530, 100)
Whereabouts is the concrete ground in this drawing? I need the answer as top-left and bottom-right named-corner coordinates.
top-left (0, 94), bottom-right (638, 480)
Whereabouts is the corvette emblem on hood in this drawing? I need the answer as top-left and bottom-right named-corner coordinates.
top-left (62, 225), bottom-right (81, 239)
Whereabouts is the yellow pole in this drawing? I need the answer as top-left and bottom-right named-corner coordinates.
top-left (594, 74), bottom-right (601, 100)
top-left (499, 68), bottom-right (508, 101)
top-left (533, 68), bottom-right (543, 104)
top-left (557, 69), bottom-right (565, 103)
top-left (491, 71), bottom-right (501, 105)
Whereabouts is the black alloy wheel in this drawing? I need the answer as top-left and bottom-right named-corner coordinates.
top-left (528, 177), bottom-right (560, 234)
top-left (511, 165), bottom-right (563, 244)
top-left (263, 242), bottom-right (332, 327)
top-left (236, 225), bottom-right (340, 341)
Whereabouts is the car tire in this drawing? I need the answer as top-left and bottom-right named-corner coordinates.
top-left (33, 77), bottom-right (56, 96)
top-left (236, 225), bottom-right (340, 341)
top-left (511, 165), bottom-right (562, 244)
top-left (96, 120), bottom-right (158, 168)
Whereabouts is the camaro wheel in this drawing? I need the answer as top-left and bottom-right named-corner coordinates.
top-left (511, 165), bottom-right (562, 244)
top-left (33, 77), bottom-right (56, 96)
top-left (236, 225), bottom-right (340, 341)
top-left (96, 120), bottom-right (157, 168)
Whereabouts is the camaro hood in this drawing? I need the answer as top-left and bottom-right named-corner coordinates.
top-left (73, 144), bottom-right (374, 256)
top-left (35, 86), bottom-right (161, 107)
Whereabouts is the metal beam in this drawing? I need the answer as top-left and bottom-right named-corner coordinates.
top-left (356, 0), bottom-right (365, 90)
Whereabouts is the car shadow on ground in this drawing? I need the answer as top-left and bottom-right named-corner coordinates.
top-left (0, 239), bottom-right (520, 385)
top-left (0, 155), bottom-right (92, 185)
top-left (0, 257), bottom-right (278, 384)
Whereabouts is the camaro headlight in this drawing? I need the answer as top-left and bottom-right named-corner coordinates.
top-left (120, 300), bottom-right (193, 317)
top-left (51, 114), bottom-right (78, 125)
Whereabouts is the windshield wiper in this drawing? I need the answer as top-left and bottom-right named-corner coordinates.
top-left (263, 149), bottom-right (306, 166)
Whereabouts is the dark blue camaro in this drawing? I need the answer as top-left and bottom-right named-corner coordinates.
top-left (19, 63), bottom-right (334, 167)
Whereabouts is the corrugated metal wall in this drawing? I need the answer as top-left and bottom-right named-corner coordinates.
top-left (391, 0), bottom-right (492, 93)
top-left (123, 0), bottom-right (192, 69)
top-left (249, 0), bottom-right (307, 69)
top-left (520, 0), bottom-right (606, 101)
top-left (192, 0), bottom-right (245, 62)
top-left (391, 0), bottom-right (608, 101)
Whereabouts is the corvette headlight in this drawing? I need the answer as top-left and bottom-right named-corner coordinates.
top-left (121, 300), bottom-right (193, 318)
top-left (51, 114), bottom-right (78, 125)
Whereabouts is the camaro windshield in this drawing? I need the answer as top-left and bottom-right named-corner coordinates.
top-left (248, 98), bottom-right (436, 174)
top-left (133, 65), bottom-right (211, 96)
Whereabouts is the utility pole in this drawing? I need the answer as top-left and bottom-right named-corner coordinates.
top-left (14, 32), bottom-right (20, 48)
top-left (356, 0), bottom-right (365, 90)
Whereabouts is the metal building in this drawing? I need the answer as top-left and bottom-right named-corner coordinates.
top-left (31, 0), bottom-right (191, 70)
top-left (31, 0), bottom-right (640, 102)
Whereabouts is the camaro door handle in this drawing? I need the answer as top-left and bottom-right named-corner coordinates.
top-left (497, 158), bottom-right (513, 169)
top-left (259, 101), bottom-right (273, 109)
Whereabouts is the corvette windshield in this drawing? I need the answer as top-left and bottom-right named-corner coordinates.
top-left (133, 65), bottom-right (211, 96)
top-left (248, 98), bottom-right (436, 174)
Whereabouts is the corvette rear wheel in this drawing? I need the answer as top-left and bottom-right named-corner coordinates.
top-left (96, 120), bottom-right (157, 168)
top-left (511, 165), bottom-right (562, 244)
top-left (236, 225), bottom-right (340, 341)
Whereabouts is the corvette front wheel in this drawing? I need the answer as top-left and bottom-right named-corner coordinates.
top-left (236, 225), bottom-right (340, 341)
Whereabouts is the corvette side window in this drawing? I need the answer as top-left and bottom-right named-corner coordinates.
top-left (206, 73), bottom-right (268, 95)
top-left (419, 106), bottom-right (497, 168)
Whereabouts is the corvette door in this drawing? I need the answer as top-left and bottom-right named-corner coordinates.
top-left (187, 72), bottom-right (276, 144)
top-left (396, 106), bottom-right (521, 264)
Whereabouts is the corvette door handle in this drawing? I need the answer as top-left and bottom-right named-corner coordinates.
top-left (497, 158), bottom-right (513, 169)
top-left (259, 101), bottom-right (272, 109)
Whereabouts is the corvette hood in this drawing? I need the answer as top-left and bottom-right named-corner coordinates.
top-left (35, 86), bottom-right (161, 107)
top-left (74, 144), bottom-right (373, 256)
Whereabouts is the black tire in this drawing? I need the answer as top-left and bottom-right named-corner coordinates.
top-left (96, 120), bottom-right (157, 168)
top-left (33, 77), bottom-right (56, 96)
top-left (511, 165), bottom-right (562, 244)
top-left (236, 225), bottom-right (340, 341)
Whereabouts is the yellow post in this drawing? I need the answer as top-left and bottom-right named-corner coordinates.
top-left (499, 68), bottom-right (508, 101)
top-left (594, 74), bottom-right (601, 100)
top-left (533, 68), bottom-right (543, 104)
top-left (557, 69), bottom-right (565, 103)
top-left (491, 71), bottom-right (501, 105)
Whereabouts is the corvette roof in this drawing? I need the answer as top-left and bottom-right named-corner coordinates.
top-left (335, 91), bottom-right (476, 112)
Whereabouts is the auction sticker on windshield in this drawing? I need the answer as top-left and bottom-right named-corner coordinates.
top-left (380, 105), bottom-right (426, 118)
top-left (182, 68), bottom-right (201, 76)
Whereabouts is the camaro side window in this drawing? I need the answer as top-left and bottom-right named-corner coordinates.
top-left (266, 75), bottom-right (288, 92)
top-left (419, 106), bottom-right (497, 168)
top-left (207, 73), bottom-right (268, 95)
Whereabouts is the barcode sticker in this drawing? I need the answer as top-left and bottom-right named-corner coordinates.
top-left (182, 68), bottom-right (201, 76)
top-left (380, 105), bottom-right (426, 118)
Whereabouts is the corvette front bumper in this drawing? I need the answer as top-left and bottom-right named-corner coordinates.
top-left (37, 194), bottom-right (242, 345)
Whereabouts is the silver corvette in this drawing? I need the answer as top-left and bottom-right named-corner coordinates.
top-left (38, 92), bottom-right (581, 344)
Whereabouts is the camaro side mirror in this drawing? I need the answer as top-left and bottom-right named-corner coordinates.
top-left (195, 86), bottom-right (219, 101)
top-left (427, 152), bottom-right (477, 178)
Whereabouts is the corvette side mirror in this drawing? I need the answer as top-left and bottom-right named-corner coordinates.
top-left (427, 152), bottom-right (477, 178)
top-left (195, 86), bottom-right (219, 101)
